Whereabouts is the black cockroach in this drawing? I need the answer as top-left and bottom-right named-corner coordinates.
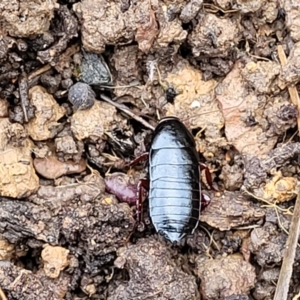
top-left (101, 94), bottom-right (246, 243)
top-left (129, 116), bottom-right (213, 243)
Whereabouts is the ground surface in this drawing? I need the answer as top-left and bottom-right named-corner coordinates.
top-left (0, 0), bottom-right (300, 299)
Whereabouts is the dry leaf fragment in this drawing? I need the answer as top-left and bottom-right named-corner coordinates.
top-left (201, 191), bottom-right (265, 230)
top-left (135, 7), bottom-right (159, 52)
top-left (216, 61), bottom-right (278, 156)
top-left (33, 156), bottom-right (87, 179)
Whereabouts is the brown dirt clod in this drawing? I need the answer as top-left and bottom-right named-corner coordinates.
top-left (41, 244), bottom-right (69, 279)
top-left (70, 100), bottom-right (119, 141)
top-left (200, 191), bottom-right (265, 231)
top-left (196, 254), bottom-right (256, 300)
top-left (109, 238), bottom-right (199, 300)
top-left (0, 0), bottom-right (58, 38)
top-left (33, 156), bottom-right (87, 180)
top-left (1, 0), bottom-right (300, 299)
top-left (26, 86), bottom-right (66, 141)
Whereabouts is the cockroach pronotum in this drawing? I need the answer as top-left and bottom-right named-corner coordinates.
top-left (127, 116), bottom-right (214, 243)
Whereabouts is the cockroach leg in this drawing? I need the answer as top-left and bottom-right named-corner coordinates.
top-left (127, 152), bottom-right (149, 167)
top-left (201, 193), bottom-right (211, 210)
top-left (135, 179), bottom-right (149, 230)
top-left (199, 163), bottom-right (217, 190)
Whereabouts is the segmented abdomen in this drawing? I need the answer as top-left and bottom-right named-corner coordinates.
top-left (149, 147), bottom-right (200, 242)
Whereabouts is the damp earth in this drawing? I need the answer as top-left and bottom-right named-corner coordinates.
top-left (1, 0), bottom-right (300, 299)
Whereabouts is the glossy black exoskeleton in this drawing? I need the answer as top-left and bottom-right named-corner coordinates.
top-left (132, 117), bottom-right (212, 243)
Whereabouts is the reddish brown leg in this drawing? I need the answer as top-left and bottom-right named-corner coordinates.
top-left (201, 193), bottom-right (211, 210)
top-left (124, 179), bottom-right (149, 243)
top-left (199, 163), bottom-right (214, 211)
top-left (127, 153), bottom-right (149, 232)
top-left (135, 179), bottom-right (149, 224)
top-left (127, 152), bottom-right (149, 167)
top-left (199, 163), bottom-right (219, 191)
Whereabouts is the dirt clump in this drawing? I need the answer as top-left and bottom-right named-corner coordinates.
top-left (109, 238), bottom-right (199, 300)
top-left (26, 86), bottom-right (66, 141)
top-left (1, 0), bottom-right (300, 299)
top-left (0, 118), bottom-right (39, 198)
top-left (41, 244), bottom-right (70, 278)
top-left (200, 191), bottom-right (265, 231)
top-left (196, 254), bottom-right (256, 300)
top-left (0, 0), bottom-right (58, 37)
top-left (0, 261), bottom-right (70, 300)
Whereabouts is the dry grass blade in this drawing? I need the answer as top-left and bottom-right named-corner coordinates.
top-left (277, 45), bottom-right (300, 135)
top-left (203, 3), bottom-right (238, 14)
top-left (273, 191), bottom-right (300, 300)
top-left (0, 287), bottom-right (7, 300)
top-left (28, 64), bottom-right (51, 82)
top-left (293, 290), bottom-right (300, 300)
top-left (99, 94), bottom-right (155, 131)
top-left (18, 73), bottom-right (29, 122)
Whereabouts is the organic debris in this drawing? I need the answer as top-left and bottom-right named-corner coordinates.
top-left (0, 0), bottom-right (58, 37)
top-left (200, 191), bottom-right (265, 231)
top-left (109, 238), bottom-right (199, 300)
top-left (25, 86), bottom-right (66, 141)
top-left (1, 0), bottom-right (300, 299)
top-left (196, 254), bottom-right (256, 300)
top-left (33, 156), bottom-right (87, 179)
top-left (274, 192), bottom-right (300, 300)
top-left (105, 172), bottom-right (138, 205)
top-left (41, 244), bottom-right (69, 279)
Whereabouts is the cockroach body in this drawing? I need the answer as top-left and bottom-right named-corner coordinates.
top-left (133, 116), bottom-right (212, 243)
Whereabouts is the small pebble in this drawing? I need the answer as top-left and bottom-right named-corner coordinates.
top-left (61, 78), bottom-right (73, 89)
top-left (68, 82), bottom-right (95, 110)
top-left (16, 39), bottom-right (28, 52)
top-left (80, 52), bottom-right (112, 86)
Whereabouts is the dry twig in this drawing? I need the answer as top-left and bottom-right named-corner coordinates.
top-left (99, 94), bottom-right (155, 131)
top-left (203, 3), bottom-right (238, 14)
top-left (18, 73), bottom-right (29, 122)
top-left (274, 45), bottom-right (300, 300)
top-left (28, 64), bottom-right (51, 82)
top-left (274, 191), bottom-right (300, 300)
top-left (293, 289), bottom-right (300, 300)
top-left (0, 287), bottom-right (7, 300)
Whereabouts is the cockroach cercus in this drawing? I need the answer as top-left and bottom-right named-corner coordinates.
top-left (128, 116), bottom-right (214, 243)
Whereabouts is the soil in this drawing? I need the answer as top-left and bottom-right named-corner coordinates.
top-left (1, 0), bottom-right (300, 299)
